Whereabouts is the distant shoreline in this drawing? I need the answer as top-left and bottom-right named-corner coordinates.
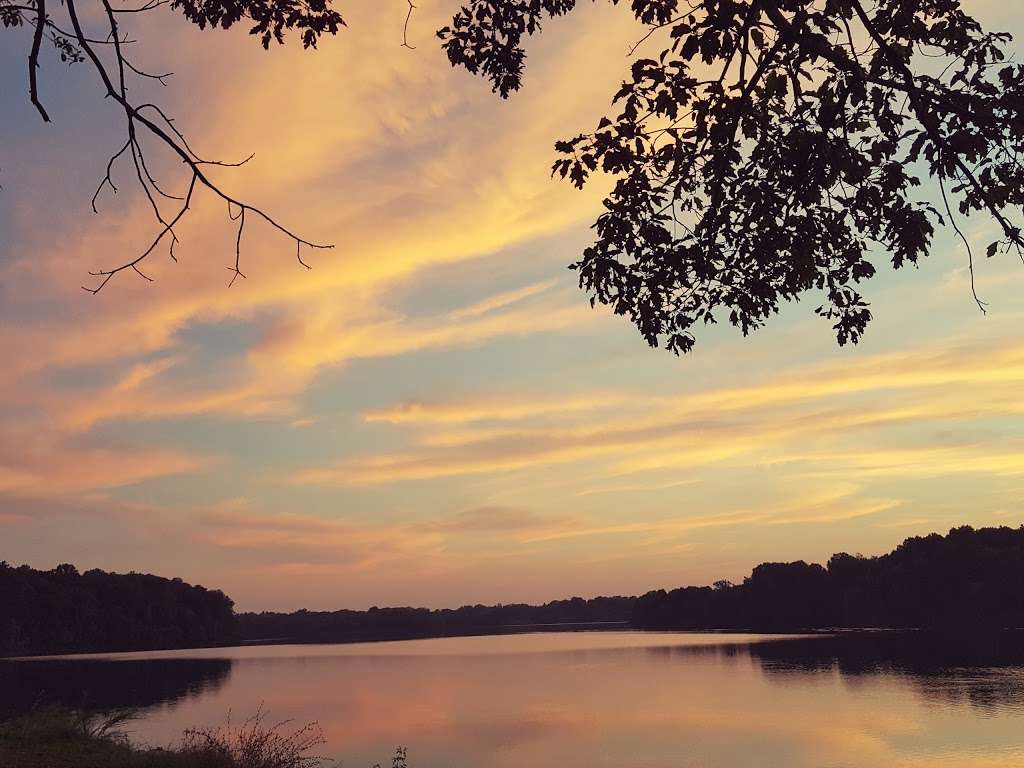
top-left (238, 619), bottom-right (634, 646)
top-left (10, 625), bottom-right (1010, 662)
top-left (6, 525), bottom-right (1023, 659)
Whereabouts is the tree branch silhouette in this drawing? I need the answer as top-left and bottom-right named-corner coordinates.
top-left (7, 0), bottom-right (1023, 357)
top-left (440, 0), bottom-right (1024, 354)
top-left (28, 0), bottom-right (49, 121)
top-left (4, 0), bottom-right (345, 292)
top-left (401, 0), bottom-right (415, 49)
top-left (72, 0), bottom-right (334, 292)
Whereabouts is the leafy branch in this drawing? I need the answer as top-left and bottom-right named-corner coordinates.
top-left (440, 0), bottom-right (1024, 353)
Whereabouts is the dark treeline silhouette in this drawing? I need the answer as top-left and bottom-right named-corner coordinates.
top-left (5, 524), bottom-right (1022, 657)
top-left (241, 525), bottom-right (1024, 643)
top-left (0, 562), bottom-right (238, 657)
top-left (634, 525), bottom-right (1024, 631)
top-left (238, 596), bottom-right (636, 644)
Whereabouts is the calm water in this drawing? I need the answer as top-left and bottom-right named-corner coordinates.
top-left (4, 631), bottom-right (1024, 767)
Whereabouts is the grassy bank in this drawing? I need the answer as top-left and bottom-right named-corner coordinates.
top-left (0, 708), bottom-right (382, 768)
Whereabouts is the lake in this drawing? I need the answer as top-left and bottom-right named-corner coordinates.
top-left (4, 631), bottom-right (1024, 767)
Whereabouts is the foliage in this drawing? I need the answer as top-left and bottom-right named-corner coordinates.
top-left (0, 562), bottom-right (238, 657)
top-left (373, 746), bottom-right (408, 768)
top-left (6, 525), bottom-right (1022, 658)
top-left (169, 0), bottom-right (344, 49)
top-left (6, 0), bottom-right (1022, 358)
top-left (440, 0), bottom-right (1024, 352)
top-left (633, 524), bottom-right (1024, 631)
top-left (0, 707), bottom-right (134, 745)
top-left (0, 708), bottom-right (153, 768)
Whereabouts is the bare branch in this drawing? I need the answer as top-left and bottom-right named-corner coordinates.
top-left (58, 0), bottom-right (332, 293)
top-left (228, 207), bottom-right (247, 287)
top-left (401, 0), bottom-right (415, 50)
top-left (92, 139), bottom-right (130, 212)
top-left (83, 174), bottom-right (198, 293)
top-left (938, 168), bottom-right (987, 315)
top-left (135, 138), bottom-right (184, 201)
top-left (44, 17), bottom-right (136, 46)
top-left (112, 0), bottom-right (168, 12)
top-left (626, 15), bottom-right (682, 57)
top-left (29, 0), bottom-right (50, 122)
top-left (123, 57), bottom-right (173, 85)
top-left (296, 241), bottom-right (311, 270)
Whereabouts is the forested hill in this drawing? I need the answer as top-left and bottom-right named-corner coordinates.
top-left (0, 563), bottom-right (238, 657)
top-left (635, 525), bottom-right (1024, 632)
top-left (237, 596), bottom-right (636, 644)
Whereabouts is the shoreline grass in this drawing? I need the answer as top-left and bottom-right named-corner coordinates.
top-left (0, 708), bottom-right (382, 768)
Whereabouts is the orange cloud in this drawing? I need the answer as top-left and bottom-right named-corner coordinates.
top-left (0, 431), bottom-right (210, 496)
top-left (300, 335), bottom-right (1024, 490)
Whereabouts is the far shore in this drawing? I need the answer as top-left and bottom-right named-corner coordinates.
top-left (6, 624), bottom-right (1003, 662)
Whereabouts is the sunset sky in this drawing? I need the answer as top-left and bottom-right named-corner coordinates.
top-left (1, 1), bottom-right (1023, 611)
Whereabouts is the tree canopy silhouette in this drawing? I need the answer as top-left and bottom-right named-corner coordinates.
top-left (634, 524), bottom-right (1024, 631)
top-left (5, 0), bottom-right (1023, 351)
top-left (0, 562), bottom-right (238, 656)
top-left (440, 0), bottom-right (1024, 352)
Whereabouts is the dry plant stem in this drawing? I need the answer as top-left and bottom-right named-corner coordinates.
top-left (60, 0), bottom-right (332, 293)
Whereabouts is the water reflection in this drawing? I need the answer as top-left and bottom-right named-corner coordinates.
top-left (749, 632), bottom-right (1024, 713)
top-left (3, 632), bottom-right (1024, 768)
top-left (642, 632), bottom-right (1024, 712)
top-left (0, 657), bottom-right (233, 718)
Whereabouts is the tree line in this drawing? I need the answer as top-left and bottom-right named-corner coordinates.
top-left (237, 595), bottom-right (636, 644)
top-left (4, 525), bottom-right (1021, 656)
top-left (634, 525), bottom-right (1024, 631)
top-left (242, 526), bottom-right (1024, 643)
top-left (0, 562), bottom-right (238, 657)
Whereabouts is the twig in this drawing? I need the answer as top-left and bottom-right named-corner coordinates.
top-left (401, 0), bottom-right (416, 49)
top-left (58, 0), bottom-right (332, 293)
top-left (228, 207), bottom-right (247, 287)
top-left (938, 169), bottom-right (987, 314)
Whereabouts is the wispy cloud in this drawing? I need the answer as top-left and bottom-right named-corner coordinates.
top-left (298, 336), bottom-right (1024, 488)
top-left (363, 391), bottom-right (628, 425)
top-left (447, 280), bottom-right (558, 321)
top-left (576, 478), bottom-right (699, 496)
top-left (3, 0), bottom-right (1024, 609)
top-left (0, 431), bottom-right (212, 497)
top-left (415, 506), bottom-right (570, 534)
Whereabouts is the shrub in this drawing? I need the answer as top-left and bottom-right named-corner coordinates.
top-left (179, 707), bottom-right (326, 768)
